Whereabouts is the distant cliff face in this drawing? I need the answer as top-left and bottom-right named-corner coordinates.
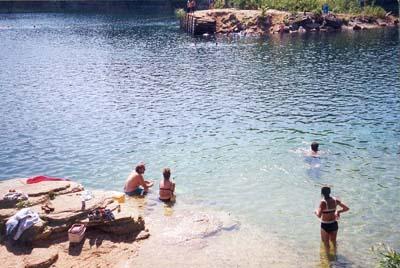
top-left (0, 0), bottom-right (186, 13)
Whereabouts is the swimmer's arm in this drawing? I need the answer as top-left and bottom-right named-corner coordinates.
top-left (314, 203), bottom-right (323, 218)
top-left (139, 176), bottom-right (149, 191)
top-left (145, 180), bottom-right (154, 188)
top-left (336, 200), bottom-right (349, 218)
top-left (171, 181), bottom-right (175, 194)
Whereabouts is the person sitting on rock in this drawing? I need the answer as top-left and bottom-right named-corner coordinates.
top-left (159, 168), bottom-right (175, 202)
top-left (124, 163), bottom-right (154, 196)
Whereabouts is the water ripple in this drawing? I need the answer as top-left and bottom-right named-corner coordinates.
top-left (0, 13), bottom-right (399, 267)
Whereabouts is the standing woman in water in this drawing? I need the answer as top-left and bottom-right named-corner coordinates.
top-left (315, 186), bottom-right (349, 251)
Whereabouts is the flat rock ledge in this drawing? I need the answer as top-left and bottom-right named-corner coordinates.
top-left (0, 178), bottom-right (147, 267)
top-left (183, 9), bottom-right (399, 36)
top-left (24, 248), bottom-right (59, 268)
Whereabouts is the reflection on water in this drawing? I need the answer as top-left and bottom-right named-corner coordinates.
top-left (0, 13), bottom-right (399, 267)
top-left (319, 243), bottom-right (338, 268)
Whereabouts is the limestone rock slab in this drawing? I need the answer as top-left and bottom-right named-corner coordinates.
top-left (0, 179), bottom-right (71, 197)
top-left (34, 190), bottom-right (113, 224)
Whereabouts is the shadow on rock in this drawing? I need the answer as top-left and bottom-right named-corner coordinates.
top-left (3, 239), bottom-right (34, 255)
top-left (68, 239), bottom-right (84, 256)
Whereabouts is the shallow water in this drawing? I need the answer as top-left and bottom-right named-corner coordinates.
top-left (0, 13), bottom-right (399, 267)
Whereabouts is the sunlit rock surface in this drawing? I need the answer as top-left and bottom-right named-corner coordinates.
top-left (185, 8), bottom-right (398, 36)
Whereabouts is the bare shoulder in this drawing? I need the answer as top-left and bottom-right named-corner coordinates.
top-left (333, 197), bottom-right (341, 204)
top-left (127, 171), bottom-right (139, 181)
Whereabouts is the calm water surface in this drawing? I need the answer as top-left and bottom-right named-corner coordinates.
top-left (0, 13), bottom-right (399, 267)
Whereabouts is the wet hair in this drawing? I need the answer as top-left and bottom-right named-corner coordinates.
top-left (321, 186), bottom-right (331, 201)
top-left (135, 163), bottom-right (145, 173)
top-left (311, 142), bottom-right (319, 152)
top-left (163, 168), bottom-right (171, 180)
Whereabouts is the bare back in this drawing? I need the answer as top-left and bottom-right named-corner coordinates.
top-left (320, 197), bottom-right (339, 222)
top-left (124, 172), bottom-right (144, 192)
top-left (159, 179), bottom-right (175, 200)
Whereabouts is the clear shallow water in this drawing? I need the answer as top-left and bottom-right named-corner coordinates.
top-left (0, 13), bottom-right (399, 267)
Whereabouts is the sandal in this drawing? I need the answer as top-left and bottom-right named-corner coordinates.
top-left (41, 202), bottom-right (55, 214)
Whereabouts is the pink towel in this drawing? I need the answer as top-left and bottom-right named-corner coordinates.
top-left (26, 175), bottom-right (69, 184)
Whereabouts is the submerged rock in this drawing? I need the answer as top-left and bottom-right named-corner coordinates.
top-left (143, 207), bottom-right (240, 249)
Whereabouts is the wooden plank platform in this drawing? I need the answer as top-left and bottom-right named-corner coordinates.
top-left (180, 13), bottom-right (216, 36)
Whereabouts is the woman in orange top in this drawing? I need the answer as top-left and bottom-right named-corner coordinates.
top-left (159, 168), bottom-right (175, 202)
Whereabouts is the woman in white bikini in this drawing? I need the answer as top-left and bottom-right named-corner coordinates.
top-left (315, 186), bottom-right (349, 251)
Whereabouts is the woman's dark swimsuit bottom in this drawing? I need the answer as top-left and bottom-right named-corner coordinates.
top-left (321, 221), bottom-right (338, 233)
top-left (159, 198), bottom-right (171, 202)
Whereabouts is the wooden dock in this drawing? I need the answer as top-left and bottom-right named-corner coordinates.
top-left (180, 13), bottom-right (216, 36)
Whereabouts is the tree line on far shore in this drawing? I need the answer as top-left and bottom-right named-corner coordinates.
top-left (212, 0), bottom-right (388, 18)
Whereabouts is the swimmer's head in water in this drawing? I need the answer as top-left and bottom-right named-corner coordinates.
top-left (135, 163), bottom-right (146, 174)
top-left (311, 142), bottom-right (319, 152)
top-left (321, 186), bottom-right (331, 200)
top-left (163, 168), bottom-right (171, 180)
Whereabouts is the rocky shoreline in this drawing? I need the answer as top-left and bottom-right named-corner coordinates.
top-left (0, 178), bottom-right (244, 267)
top-left (182, 9), bottom-right (399, 36)
top-left (0, 178), bottom-right (149, 267)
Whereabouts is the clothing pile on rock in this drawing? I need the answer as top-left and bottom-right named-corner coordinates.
top-left (6, 208), bottom-right (40, 240)
top-left (3, 191), bottom-right (28, 202)
top-left (88, 208), bottom-right (115, 221)
top-left (1, 191), bottom-right (29, 209)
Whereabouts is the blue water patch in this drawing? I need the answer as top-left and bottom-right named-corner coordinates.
top-left (0, 13), bottom-right (399, 266)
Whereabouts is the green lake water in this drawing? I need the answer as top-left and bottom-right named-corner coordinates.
top-left (0, 12), bottom-right (399, 267)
